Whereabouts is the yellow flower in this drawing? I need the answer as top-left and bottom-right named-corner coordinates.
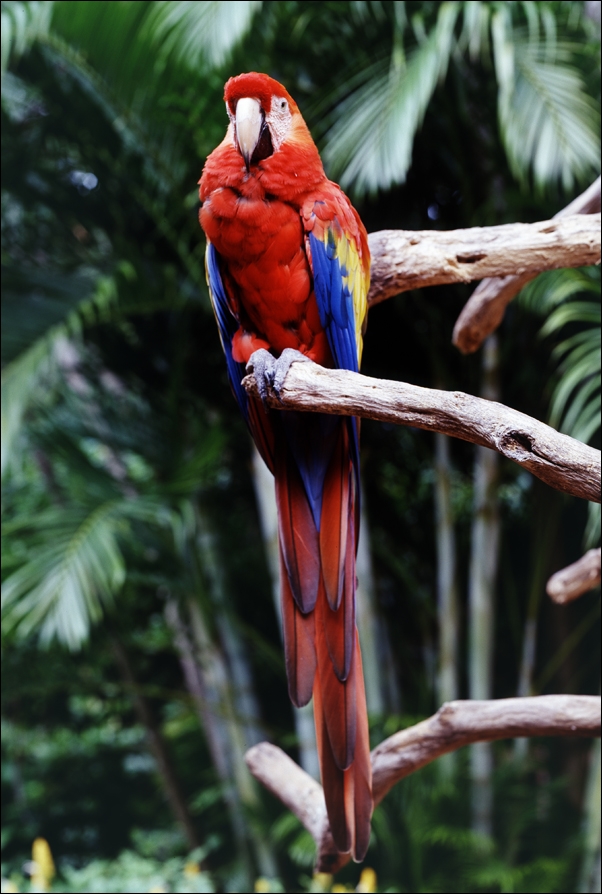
top-left (254, 879), bottom-right (272, 893)
top-left (312, 872), bottom-right (332, 891)
top-left (331, 886), bottom-right (354, 893)
top-left (147, 887), bottom-right (167, 893)
top-left (357, 867), bottom-right (377, 893)
top-left (184, 861), bottom-right (200, 877)
top-left (31, 839), bottom-right (55, 892)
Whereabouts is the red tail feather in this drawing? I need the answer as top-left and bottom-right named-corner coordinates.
top-left (280, 552), bottom-right (316, 707)
top-left (276, 418), bottom-right (373, 860)
top-left (319, 424), bottom-right (351, 610)
top-left (275, 440), bottom-right (321, 613)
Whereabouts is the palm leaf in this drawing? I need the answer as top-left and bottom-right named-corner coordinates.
top-left (1, 274), bottom-right (118, 476)
top-left (322, 2), bottom-right (459, 196)
top-left (519, 268), bottom-right (600, 457)
top-left (2, 502), bottom-right (126, 649)
top-left (492, 14), bottom-right (600, 190)
top-left (1, 0), bottom-right (53, 75)
top-left (1, 494), bottom-right (181, 649)
top-left (144, 0), bottom-right (262, 69)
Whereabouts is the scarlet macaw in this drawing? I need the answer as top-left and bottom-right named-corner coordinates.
top-left (199, 72), bottom-right (372, 860)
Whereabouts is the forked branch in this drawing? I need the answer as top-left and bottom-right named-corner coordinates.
top-left (451, 177), bottom-right (602, 354)
top-left (243, 359), bottom-right (601, 503)
top-left (245, 695), bottom-right (601, 873)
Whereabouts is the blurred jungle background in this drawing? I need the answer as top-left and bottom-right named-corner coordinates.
top-left (1, 1), bottom-right (600, 892)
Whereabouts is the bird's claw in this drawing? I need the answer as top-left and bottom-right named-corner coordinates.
top-left (247, 348), bottom-right (310, 407)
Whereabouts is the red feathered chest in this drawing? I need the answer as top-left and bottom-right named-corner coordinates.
top-left (199, 144), bottom-right (332, 366)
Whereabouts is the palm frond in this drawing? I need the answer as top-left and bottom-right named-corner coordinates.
top-left (2, 502), bottom-right (126, 649)
top-left (144, 0), bottom-right (262, 69)
top-left (1, 0), bottom-right (53, 75)
top-left (1, 494), bottom-right (182, 649)
top-left (458, 0), bottom-right (491, 63)
top-left (519, 268), bottom-right (600, 449)
top-left (519, 267), bottom-right (599, 315)
top-left (493, 15), bottom-right (600, 190)
top-left (1, 274), bottom-right (118, 476)
top-left (322, 1), bottom-right (459, 196)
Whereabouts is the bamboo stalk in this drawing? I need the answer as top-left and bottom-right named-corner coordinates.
top-left (468, 336), bottom-right (500, 837)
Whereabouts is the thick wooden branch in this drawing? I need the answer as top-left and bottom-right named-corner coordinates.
top-left (547, 548), bottom-right (602, 604)
top-left (243, 359), bottom-right (601, 503)
top-left (245, 695), bottom-right (601, 873)
top-left (452, 178), bottom-right (602, 354)
top-left (367, 211), bottom-right (600, 308)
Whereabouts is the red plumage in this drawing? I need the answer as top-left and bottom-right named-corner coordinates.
top-left (199, 72), bottom-right (372, 861)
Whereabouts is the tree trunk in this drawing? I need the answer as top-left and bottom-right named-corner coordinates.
top-left (468, 335), bottom-right (501, 837)
top-left (195, 505), bottom-right (265, 751)
top-left (579, 737), bottom-right (601, 893)
top-left (191, 503), bottom-right (277, 878)
top-left (110, 636), bottom-right (201, 852)
top-left (514, 488), bottom-right (561, 759)
top-left (164, 597), bottom-right (253, 880)
top-left (434, 432), bottom-right (460, 775)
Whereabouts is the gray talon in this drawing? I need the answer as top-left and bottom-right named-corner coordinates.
top-left (247, 348), bottom-right (275, 406)
top-left (272, 348), bottom-right (310, 397)
top-left (247, 347), bottom-right (309, 405)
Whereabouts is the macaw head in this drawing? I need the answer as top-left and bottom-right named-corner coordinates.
top-left (223, 72), bottom-right (310, 171)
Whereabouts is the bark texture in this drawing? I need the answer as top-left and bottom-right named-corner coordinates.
top-left (245, 695), bottom-right (601, 873)
top-left (451, 178), bottom-right (601, 354)
top-left (243, 359), bottom-right (601, 504)
top-left (367, 211), bottom-right (600, 308)
top-left (547, 549), bottom-right (602, 604)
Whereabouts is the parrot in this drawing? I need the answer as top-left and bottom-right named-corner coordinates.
top-left (198, 72), bottom-right (372, 861)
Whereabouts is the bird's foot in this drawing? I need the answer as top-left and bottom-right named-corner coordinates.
top-left (247, 348), bottom-right (310, 406)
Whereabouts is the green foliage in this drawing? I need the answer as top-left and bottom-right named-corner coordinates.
top-left (519, 268), bottom-right (601, 545)
top-left (490, 8), bottom-right (600, 192)
top-left (321, 2), bottom-right (460, 195)
top-left (2, 502), bottom-right (128, 649)
top-left (1, 271), bottom-right (119, 475)
top-left (1, 1), bottom-right (600, 890)
top-left (146, 0), bottom-right (263, 70)
top-left (55, 848), bottom-right (215, 893)
top-left (1, 0), bottom-right (53, 75)
top-left (320, 1), bottom-right (600, 196)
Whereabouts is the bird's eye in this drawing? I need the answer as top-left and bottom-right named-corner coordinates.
top-left (280, 99), bottom-right (288, 111)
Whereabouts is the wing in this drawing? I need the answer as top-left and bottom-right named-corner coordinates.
top-left (205, 240), bottom-right (275, 470)
top-left (206, 241), bottom-right (248, 418)
top-left (303, 187), bottom-right (370, 478)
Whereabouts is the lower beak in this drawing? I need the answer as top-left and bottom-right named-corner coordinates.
top-left (236, 97), bottom-right (262, 171)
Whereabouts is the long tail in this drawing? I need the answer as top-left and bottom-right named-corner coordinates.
top-left (275, 410), bottom-right (373, 861)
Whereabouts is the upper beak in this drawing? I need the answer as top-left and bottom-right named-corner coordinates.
top-left (235, 97), bottom-right (262, 171)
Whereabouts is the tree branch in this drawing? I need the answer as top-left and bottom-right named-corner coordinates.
top-left (245, 695), bottom-right (601, 873)
top-left (451, 178), bottom-right (602, 354)
top-left (367, 210), bottom-right (600, 309)
top-left (547, 548), bottom-right (602, 604)
top-left (243, 359), bottom-right (601, 503)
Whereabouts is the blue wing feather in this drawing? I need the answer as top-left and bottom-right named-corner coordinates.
top-left (309, 230), bottom-right (361, 484)
top-left (206, 242), bottom-right (249, 422)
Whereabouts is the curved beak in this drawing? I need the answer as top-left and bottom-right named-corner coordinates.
top-left (235, 97), bottom-right (262, 171)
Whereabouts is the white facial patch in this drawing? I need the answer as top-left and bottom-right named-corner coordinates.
top-left (266, 97), bottom-right (293, 151)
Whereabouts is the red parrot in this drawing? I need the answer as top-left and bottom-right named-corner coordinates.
top-left (198, 72), bottom-right (372, 860)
